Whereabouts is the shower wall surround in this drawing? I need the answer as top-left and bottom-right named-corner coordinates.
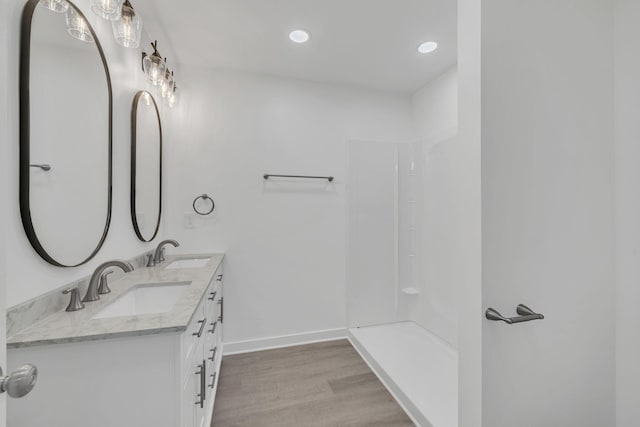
top-left (411, 67), bottom-right (459, 348)
top-left (2, 0), bottom-right (177, 307)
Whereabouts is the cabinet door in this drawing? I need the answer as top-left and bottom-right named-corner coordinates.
top-left (181, 365), bottom-right (197, 427)
top-left (196, 360), bottom-right (207, 427)
top-left (183, 334), bottom-right (206, 427)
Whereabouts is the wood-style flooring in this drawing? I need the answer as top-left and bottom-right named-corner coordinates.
top-left (211, 339), bottom-right (415, 427)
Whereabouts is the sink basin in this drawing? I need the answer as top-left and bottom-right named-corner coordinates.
top-left (165, 257), bottom-right (211, 269)
top-left (92, 282), bottom-right (190, 319)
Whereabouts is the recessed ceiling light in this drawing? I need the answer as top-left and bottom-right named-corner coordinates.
top-left (289, 29), bottom-right (311, 44)
top-left (418, 41), bottom-right (438, 54)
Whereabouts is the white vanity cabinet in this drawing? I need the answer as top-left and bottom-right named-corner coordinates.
top-left (7, 260), bottom-right (224, 427)
top-left (181, 266), bottom-right (224, 427)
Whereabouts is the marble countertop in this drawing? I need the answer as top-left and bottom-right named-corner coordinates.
top-left (7, 253), bottom-right (224, 349)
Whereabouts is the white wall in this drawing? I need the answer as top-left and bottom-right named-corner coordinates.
top-left (614, 0), bottom-right (640, 425)
top-left (413, 67), bottom-right (458, 141)
top-left (3, 0), bottom-right (175, 307)
top-left (411, 67), bottom-right (460, 348)
top-left (480, 1), bottom-right (615, 426)
top-left (165, 68), bottom-right (416, 345)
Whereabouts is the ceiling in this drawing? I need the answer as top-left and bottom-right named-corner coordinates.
top-left (134, 0), bottom-right (457, 94)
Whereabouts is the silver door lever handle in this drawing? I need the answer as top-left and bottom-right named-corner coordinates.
top-left (486, 304), bottom-right (544, 324)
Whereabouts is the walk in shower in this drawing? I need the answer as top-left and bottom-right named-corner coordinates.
top-left (346, 136), bottom-right (458, 427)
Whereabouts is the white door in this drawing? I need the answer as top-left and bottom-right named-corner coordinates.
top-left (0, 241), bottom-right (5, 427)
top-left (1, 0), bottom-right (9, 423)
top-left (477, 1), bottom-right (615, 426)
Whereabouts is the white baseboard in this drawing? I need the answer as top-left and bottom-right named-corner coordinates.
top-left (348, 331), bottom-right (431, 427)
top-left (223, 328), bottom-right (347, 355)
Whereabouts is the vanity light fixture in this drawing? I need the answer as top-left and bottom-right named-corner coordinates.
top-left (165, 85), bottom-right (180, 108)
top-left (417, 41), bottom-right (438, 54)
top-left (65, 7), bottom-right (94, 43)
top-left (91, 0), bottom-right (122, 21)
top-left (161, 70), bottom-right (175, 99)
top-left (111, 0), bottom-right (141, 48)
top-left (141, 91), bottom-right (152, 106)
top-left (289, 29), bottom-right (310, 44)
top-left (142, 41), bottom-right (167, 86)
top-left (39, 0), bottom-right (69, 13)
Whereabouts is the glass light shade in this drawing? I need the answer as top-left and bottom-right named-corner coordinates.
top-left (165, 86), bottom-right (180, 108)
top-left (39, 0), bottom-right (69, 13)
top-left (65, 8), bottom-right (94, 43)
top-left (111, 2), bottom-right (141, 48)
top-left (91, 0), bottom-right (122, 21)
top-left (143, 53), bottom-right (166, 86)
top-left (161, 71), bottom-right (175, 98)
top-left (141, 91), bottom-right (152, 106)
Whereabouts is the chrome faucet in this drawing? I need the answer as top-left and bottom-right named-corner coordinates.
top-left (82, 260), bottom-right (134, 303)
top-left (153, 239), bottom-right (180, 265)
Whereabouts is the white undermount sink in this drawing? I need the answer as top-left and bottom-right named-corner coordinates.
top-left (164, 257), bottom-right (211, 269)
top-left (91, 282), bottom-right (190, 319)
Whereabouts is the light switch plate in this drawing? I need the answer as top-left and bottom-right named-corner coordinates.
top-left (184, 212), bottom-right (197, 229)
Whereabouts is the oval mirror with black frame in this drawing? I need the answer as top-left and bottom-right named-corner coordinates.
top-left (20, 0), bottom-right (113, 267)
top-left (131, 90), bottom-right (162, 242)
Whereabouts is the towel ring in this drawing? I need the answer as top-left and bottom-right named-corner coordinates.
top-left (193, 194), bottom-right (215, 216)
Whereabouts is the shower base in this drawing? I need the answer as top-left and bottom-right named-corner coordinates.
top-left (349, 322), bottom-right (458, 427)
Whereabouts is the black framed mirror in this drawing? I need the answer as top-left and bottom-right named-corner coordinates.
top-left (131, 90), bottom-right (162, 242)
top-left (20, 0), bottom-right (113, 267)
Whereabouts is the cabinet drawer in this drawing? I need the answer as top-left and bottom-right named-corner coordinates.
top-left (204, 286), bottom-right (219, 319)
top-left (206, 365), bottom-right (218, 396)
top-left (204, 317), bottom-right (219, 346)
top-left (205, 345), bottom-right (220, 396)
top-left (205, 343), bottom-right (218, 363)
top-left (214, 265), bottom-right (224, 284)
top-left (182, 299), bottom-right (206, 362)
top-left (206, 267), bottom-right (223, 315)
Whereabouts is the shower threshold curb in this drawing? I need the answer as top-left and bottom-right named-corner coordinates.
top-left (348, 329), bottom-right (431, 427)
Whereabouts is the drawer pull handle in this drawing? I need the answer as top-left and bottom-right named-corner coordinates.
top-left (208, 291), bottom-right (217, 301)
top-left (217, 297), bottom-right (224, 323)
top-left (208, 347), bottom-right (217, 361)
top-left (208, 372), bottom-right (217, 389)
top-left (194, 362), bottom-right (206, 407)
top-left (216, 274), bottom-right (223, 281)
top-left (208, 321), bottom-right (217, 334)
top-left (193, 318), bottom-right (207, 338)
